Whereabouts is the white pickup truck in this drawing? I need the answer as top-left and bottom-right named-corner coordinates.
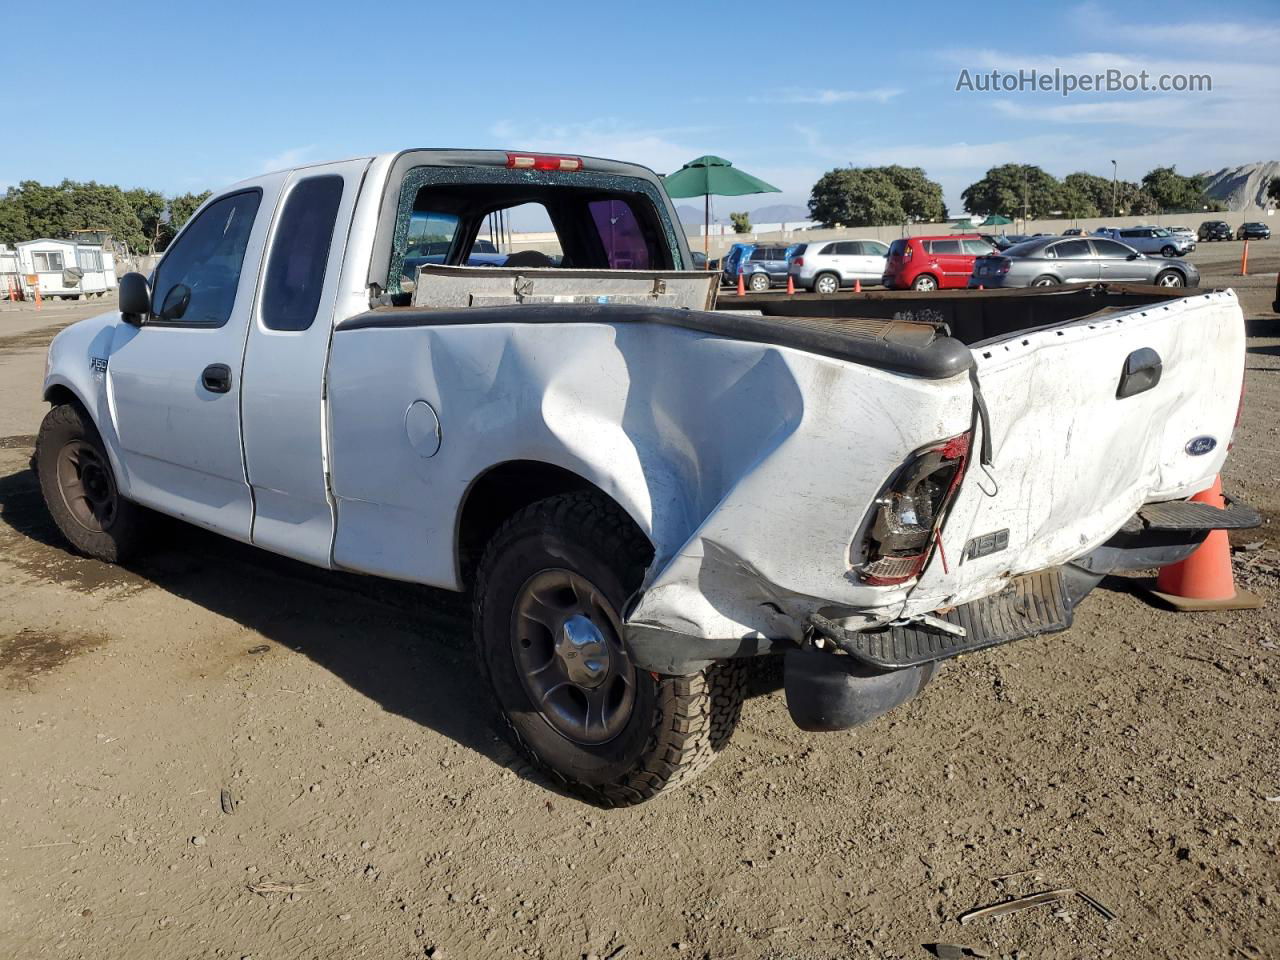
top-left (36, 148), bottom-right (1258, 806)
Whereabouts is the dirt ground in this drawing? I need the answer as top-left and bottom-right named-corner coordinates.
top-left (1, 247), bottom-right (1278, 960)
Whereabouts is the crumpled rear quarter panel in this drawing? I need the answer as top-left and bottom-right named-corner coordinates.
top-left (325, 320), bottom-right (972, 639)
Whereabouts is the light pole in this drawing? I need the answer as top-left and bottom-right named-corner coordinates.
top-left (1111, 160), bottom-right (1118, 218)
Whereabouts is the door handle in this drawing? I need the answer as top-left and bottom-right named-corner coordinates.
top-left (201, 363), bottom-right (232, 394)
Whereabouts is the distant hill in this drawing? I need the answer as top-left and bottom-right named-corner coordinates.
top-left (1199, 161), bottom-right (1279, 210)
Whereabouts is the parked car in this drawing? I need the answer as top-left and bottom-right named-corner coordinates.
top-left (1198, 220), bottom-right (1233, 241)
top-left (1237, 222), bottom-right (1271, 240)
top-left (788, 239), bottom-right (889, 293)
top-left (969, 235), bottom-right (1200, 289)
top-left (882, 234), bottom-right (997, 291)
top-left (36, 147), bottom-right (1256, 806)
top-left (1167, 225), bottom-right (1197, 248)
top-left (1061, 228), bottom-right (1084, 236)
top-left (720, 242), bottom-right (797, 290)
top-left (690, 250), bottom-right (708, 269)
top-left (981, 233), bottom-right (1016, 250)
top-left (1093, 226), bottom-right (1191, 257)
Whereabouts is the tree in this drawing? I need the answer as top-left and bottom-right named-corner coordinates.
top-left (1062, 172), bottom-right (1112, 217)
top-left (1141, 166), bottom-right (1211, 212)
top-left (729, 211), bottom-right (752, 234)
top-left (0, 179), bottom-right (146, 251)
top-left (124, 188), bottom-right (167, 253)
top-left (961, 164), bottom-right (1062, 219)
top-left (168, 191), bottom-right (211, 234)
top-left (880, 165), bottom-right (947, 222)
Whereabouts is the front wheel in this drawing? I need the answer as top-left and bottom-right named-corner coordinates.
top-left (814, 272), bottom-right (840, 295)
top-left (1155, 269), bottom-right (1185, 287)
top-left (1031, 275), bottom-right (1059, 287)
top-left (748, 272), bottom-right (770, 292)
top-left (1161, 245), bottom-right (1176, 257)
top-left (36, 403), bottom-right (147, 562)
top-left (473, 492), bottom-right (745, 806)
top-left (911, 274), bottom-right (938, 292)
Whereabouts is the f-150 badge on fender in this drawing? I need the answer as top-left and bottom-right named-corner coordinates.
top-left (89, 356), bottom-right (108, 378)
top-left (1185, 436), bottom-right (1217, 456)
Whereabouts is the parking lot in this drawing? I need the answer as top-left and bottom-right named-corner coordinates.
top-left (1, 243), bottom-right (1278, 959)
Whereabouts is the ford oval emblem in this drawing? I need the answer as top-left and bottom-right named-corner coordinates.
top-left (1185, 436), bottom-right (1217, 456)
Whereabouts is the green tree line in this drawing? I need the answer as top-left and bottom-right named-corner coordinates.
top-left (0, 180), bottom-right (212, 254)
top-left (809, 164), bottom-right (1225, 227)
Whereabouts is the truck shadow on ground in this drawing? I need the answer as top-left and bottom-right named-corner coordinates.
top-left (0, 460), bottom-right (578, 796)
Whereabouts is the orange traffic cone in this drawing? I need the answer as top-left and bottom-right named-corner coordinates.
top-left (736, 268), bottom-right (745, 297)
top-left (1148, 475), bottom-right (1263, 611)
top-left (33, 283), bottom-right (42, 310)
top-left (854, 279), bottom-right (862, 293)
top-left (1240, 238), bottom-right (1249, 276)
top-left (786, 274), bottom-right (795, 295)
top-left (5, 275), bottom-right (15, 301)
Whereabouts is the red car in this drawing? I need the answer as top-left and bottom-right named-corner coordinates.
top-left (883, 234), bottom-right (998, 291)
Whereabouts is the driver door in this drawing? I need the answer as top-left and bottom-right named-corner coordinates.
top-left (106, 177), bottom-right (285, 539)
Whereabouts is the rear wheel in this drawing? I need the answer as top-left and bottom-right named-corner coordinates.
top-left (814, 272), bottom-right (840, 295)
top-left (748, 272), bottom-right (770, 292)
top-left (473, 492), bottom-right (745, 806)
top-left (36, 403), bottom-right (147, 562)
top-left (1031, 275), bottom-right (1059, 287)
top-left (911, 274), bottom-right (938, 292)
top-left (1155, 269), bottom-right (1184, 287)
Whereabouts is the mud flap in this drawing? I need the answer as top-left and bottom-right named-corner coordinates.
top-left (783, 648), bottom-right (936, 732)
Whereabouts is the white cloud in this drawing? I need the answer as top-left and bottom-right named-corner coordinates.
top-left (1070, 3), bottom-right (1280, 48)
top-left (258, 145), bottom-right (319, 174)
top-left (752, 88), bottom-right (903, 105)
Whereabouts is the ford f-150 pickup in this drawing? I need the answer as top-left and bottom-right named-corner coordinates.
top-left (36, 148), bottom-right (1258, 806)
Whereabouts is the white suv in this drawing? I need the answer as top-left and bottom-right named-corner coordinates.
top-left (789, 239), bottom-right (890, 293)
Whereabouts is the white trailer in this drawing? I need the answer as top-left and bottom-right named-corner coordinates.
top-left (15, 239), bottom-right (117, 299)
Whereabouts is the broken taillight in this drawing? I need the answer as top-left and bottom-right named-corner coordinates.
top-left (855, 432), bottom-right (972, 586)
top-left (506, 153), bottom-right (584, 172)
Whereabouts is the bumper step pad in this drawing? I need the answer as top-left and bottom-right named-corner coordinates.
top-left (810, 568), bottom-right (1072, 671)
top-left (1135, 497), bottom-right (1261, 532)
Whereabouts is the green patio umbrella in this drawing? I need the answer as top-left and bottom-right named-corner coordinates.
top-left (981, 214), bottom-right (1013, 226)
top-left (661, 155), bottom-right (781, 260)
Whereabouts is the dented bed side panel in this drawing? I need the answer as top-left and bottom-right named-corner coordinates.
top-left (325, 320), bottom-right (973, 640)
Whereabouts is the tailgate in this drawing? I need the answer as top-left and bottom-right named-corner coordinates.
top-left (910, 290), bottom-right (1245, 606)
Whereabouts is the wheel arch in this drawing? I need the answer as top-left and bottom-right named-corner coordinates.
top-left (455, 459), bottom-right (653, 589)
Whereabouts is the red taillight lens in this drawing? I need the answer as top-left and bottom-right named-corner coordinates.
top-left (855, 433), bottom-right (971, 586)
top-left (506, 153), bottom-right (584, 172)
top-left (792, 256), bottom-right (804, 266)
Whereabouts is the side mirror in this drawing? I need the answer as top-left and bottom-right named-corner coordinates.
top-left (158, 283), bottom-right (191, 322)
top-left (118, 272), bottom-right (151, 325)
top-left (1127, 252), bottom-right (1141, 260)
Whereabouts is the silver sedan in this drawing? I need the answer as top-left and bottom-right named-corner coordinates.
top-left (968, 236), bottom-right (1200, 289)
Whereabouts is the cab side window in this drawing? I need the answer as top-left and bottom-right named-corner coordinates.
top-left (152, 191), bottom-right (262, 326)
top-left (262, 176), bottom-right (344, 331)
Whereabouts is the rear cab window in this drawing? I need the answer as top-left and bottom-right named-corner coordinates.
top-left (383, 160), bottom-right (680, 296)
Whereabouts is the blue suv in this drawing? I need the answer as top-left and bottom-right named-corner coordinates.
top-left (720, 242), bottom-right (800, 291)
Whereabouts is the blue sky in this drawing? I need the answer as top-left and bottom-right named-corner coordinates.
top-left (2, 0), bottom-right (1277, 216)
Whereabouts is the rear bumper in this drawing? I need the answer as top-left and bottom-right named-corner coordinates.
top-left (624, 494), bottom-right (1260, 725)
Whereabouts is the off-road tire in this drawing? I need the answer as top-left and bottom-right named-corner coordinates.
top-left (473, 491), bottom-right (746, 806)
top-left (36, 403), bottom-right (147, 563)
